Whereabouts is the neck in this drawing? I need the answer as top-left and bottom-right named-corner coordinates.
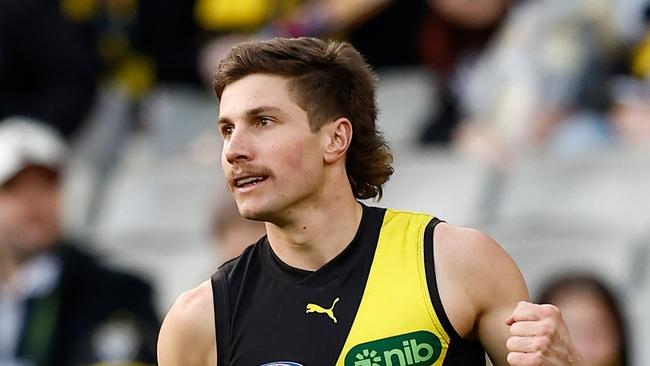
top-left (265, 184), bottom-right (363, 272)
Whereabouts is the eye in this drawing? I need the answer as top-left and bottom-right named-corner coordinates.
top-left (220, 124), bottom-right (234, 137)
top-left (258, 117), bottom-right (273, 127)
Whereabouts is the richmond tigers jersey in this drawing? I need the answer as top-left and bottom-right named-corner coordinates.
top-left (211, 204), bottom-right (485, 366)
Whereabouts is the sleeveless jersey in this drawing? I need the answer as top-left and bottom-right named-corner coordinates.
top-left (211, 204), bottom-right (485, 365)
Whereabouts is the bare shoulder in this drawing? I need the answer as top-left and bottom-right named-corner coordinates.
top-left (433, 223), bottom-right (515, 269)
top-left (431, 223), bottom-right (529, 337)
top-left (433, 222), bottom-right (529, 294)
top-left (158, 280), bottom-right (217, 366)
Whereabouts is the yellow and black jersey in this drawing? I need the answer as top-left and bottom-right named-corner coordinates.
top-left (211, 204), bottom-right (485, 366)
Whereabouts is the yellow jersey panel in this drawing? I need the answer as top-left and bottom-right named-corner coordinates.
top-left (335, 209), bottom-right (451, 366)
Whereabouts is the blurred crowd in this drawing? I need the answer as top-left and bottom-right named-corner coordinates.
top-left (2, 0), bottom-right (649, 149)
top-left (1, 0), bottom-right (649, 365)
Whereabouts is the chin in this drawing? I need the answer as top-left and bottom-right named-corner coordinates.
top-left (234, 191), bottom-right (306, 224)
top-left (236, 201), bottom-right (272, 222)
top-left (239, 210), bottom-right (266, 222)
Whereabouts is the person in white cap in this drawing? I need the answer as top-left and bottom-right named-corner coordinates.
top-left (0, 117), bottom-right (159, 366)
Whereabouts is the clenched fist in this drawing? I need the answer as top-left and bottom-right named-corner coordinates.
top-left (505, 301), bottom-right (583, 366)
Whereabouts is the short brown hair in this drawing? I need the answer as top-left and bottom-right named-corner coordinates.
top-left (214, 37), bottom-right (393, 200)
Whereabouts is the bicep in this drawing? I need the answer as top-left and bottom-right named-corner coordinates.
top-left (473, 239), bottom-right (529, 366)
top-left (433, 225), bottom-right (529, 365)
top-left (158, 283), bottom-right (217, 366)
top-left (158, 312), bottom-right (191, 365)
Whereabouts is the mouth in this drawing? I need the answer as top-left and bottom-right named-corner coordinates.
top-left (232, 175), bottom-right (269, 190)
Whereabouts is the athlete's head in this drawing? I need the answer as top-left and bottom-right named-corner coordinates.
top-left (215, 37), bottom-right (393, 221)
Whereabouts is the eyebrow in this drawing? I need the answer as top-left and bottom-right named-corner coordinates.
top-left (218, 105), bottom-right (283, 125)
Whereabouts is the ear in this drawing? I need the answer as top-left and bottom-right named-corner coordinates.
top-left (323, 117), bottom-right (353, 164)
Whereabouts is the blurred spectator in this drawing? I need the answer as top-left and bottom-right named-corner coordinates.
top-left (190, 0), bottom-right (511, 145)
top-left (608, 4), bottom-right (650, 145)
top-left (0, 0), bottom-right (98, 139)
top-left (342, 1), bottom-right (434, 68)
top-left (538, 273), bottom-right (629, 366)
top-left (58, 0), bottom-right (156, 99)
top-left (0, 117), bottom-right (158, 366)
top-left (191, 0), bottom-right (436, 86)
top-left (211, 199), bottom-right (266, 265)
top-left (608, 76), bottom-right (650, 146)
top-left (457, 0), bottom-right (650, 165)
top-left (136, 0), bottom-right (311, 89)
top-left (416, 0), bottom-right (511, 144)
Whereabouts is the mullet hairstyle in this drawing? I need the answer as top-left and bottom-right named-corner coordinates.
top-left (214, 37), bottom-right (393, 200)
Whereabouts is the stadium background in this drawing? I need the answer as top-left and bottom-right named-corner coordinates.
top-left (2, 0), bottom-right (650, 364)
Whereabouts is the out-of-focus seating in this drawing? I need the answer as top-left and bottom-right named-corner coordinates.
top-left (377, 146), bottom-right (493, 226)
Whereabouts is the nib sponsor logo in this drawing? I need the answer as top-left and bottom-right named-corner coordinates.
top-left (346, 331), bottom-right (442, 366)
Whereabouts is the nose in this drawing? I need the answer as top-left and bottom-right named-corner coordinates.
top-left (223, 126), bottom-right (253, 165)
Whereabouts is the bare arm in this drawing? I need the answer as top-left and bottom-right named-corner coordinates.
top-left (158, 280), bottom-right (217, 366)
top-left (469, 232), bottom-right (530, 365)
top-left (433, 223), bottom-right (529, 365)
top-left (433, 223), bottom-right (581, 366)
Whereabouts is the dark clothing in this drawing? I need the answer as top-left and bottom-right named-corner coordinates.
top-left (212, 205), bottom-right (485, 366)
top-left (15, 244), bottom-right (158, 366)
top-left (347, 1), bottom-right (430, 68)
top-left (137, 0), bottom-right (203, 86)
top-left (0, 0), bottom-right (98, 138)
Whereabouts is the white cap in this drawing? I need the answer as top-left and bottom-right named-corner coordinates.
top-left (0, 116), bottom-right (67, 185)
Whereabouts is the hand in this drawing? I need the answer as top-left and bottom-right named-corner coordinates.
top-left (505, 301), bottom-right (582, 366)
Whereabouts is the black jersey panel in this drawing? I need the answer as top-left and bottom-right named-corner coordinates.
top-left (214, 204), bottom-right (386, 365)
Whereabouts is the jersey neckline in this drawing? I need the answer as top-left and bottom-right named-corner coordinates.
top-left (260, 203), bottom-right (385, 287)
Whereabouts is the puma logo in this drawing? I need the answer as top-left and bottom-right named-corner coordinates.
top-left (306, 297), bottom-right (340, 323)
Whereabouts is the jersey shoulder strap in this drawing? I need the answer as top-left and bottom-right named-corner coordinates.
top-left (423, 217), bottom-right (486, 363)
top-left (211, 267), bottom-right (231, 366)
